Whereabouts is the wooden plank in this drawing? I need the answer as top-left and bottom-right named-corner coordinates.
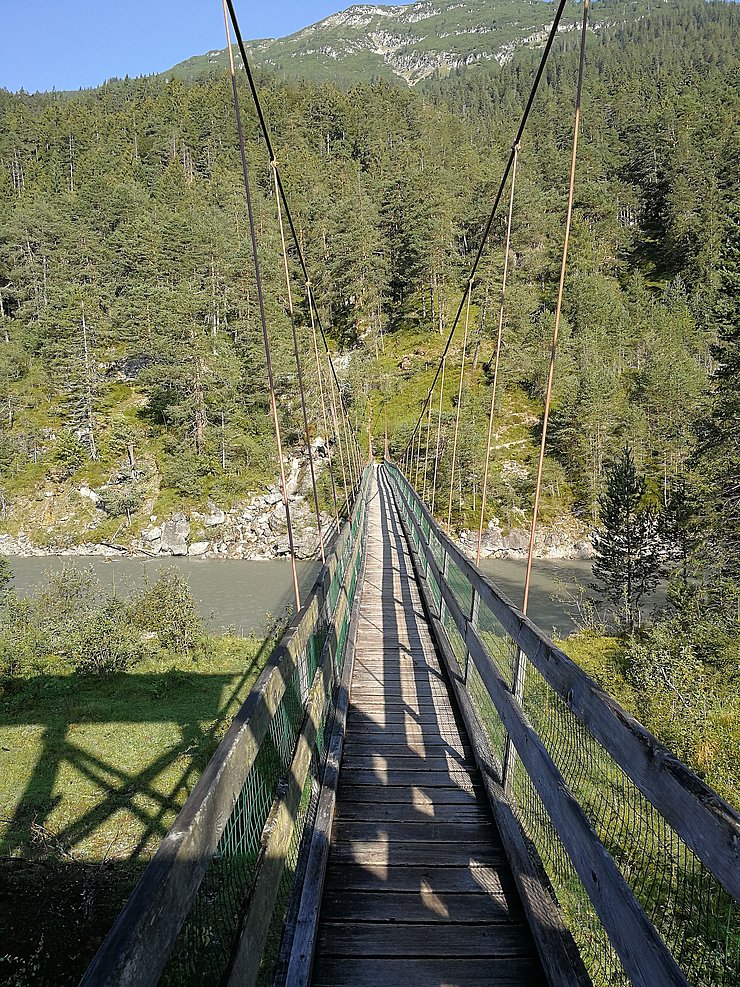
top-left (311, 956), bottom-right (546, 987)
top-left (344, 724), bottom-right (465, 742)
top-left (226, 630), bottom-right (332, 986)
top-left (320, 889), bottom-right (520, 923)
top-left (316, 922), bottom-right (532, 957)
top-left (78, 573), bottom-right (321, 987)
top-left (332, 821), bottom-right (494, 843)
top-left (339, 753), bottom-right (473, 772)
top-left (282, 474), bottom-right (370, 987)
top-left (336, 801), bottom-right (486, 823)
top-left (388, 464), bottom-right (690, 987)
top-left (343, 738), bottom-right (471, 754)
top-left (324, 863), bottom-right (517, 895)
top-left (336, 768), bottom-right (478, 789)
top-left (328, 841), bottom-right (505, 867)
top-left (336, 785), bottom-right (482, 805)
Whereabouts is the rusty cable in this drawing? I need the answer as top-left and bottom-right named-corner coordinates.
top-left (305, 281), bottom-right (341, 530)
top-left (477, 144), bottom-right (519, 565)
top-left (401, 0), bottom-right (571, 460)
top-left (447, 280), bottom-right (472, 529)
top-left (504, 0), bottom-right (590, 795)
top-left (272, 163), bottom-right (325, 563)
top-left (430, 356), bottom-right (446, 516)
top-left (221, 0), bottom-right (300, 611)
top-left (522, 0), bottom-right (589, 616)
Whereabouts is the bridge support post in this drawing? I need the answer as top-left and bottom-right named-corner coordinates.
top-left (467, 588), bottom-right (479, 684)
top-left (502, 646), bottom-right (528, 795)
top-left (439, 550), bottom-right (450, 625)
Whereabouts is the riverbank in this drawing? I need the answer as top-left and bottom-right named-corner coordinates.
top-left (0, 506), bottom-right (594, 563)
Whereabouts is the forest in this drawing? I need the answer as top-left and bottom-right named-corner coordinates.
top-left (0, 0), bottom-right (737, 792)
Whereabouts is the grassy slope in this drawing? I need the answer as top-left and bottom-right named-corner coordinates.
top-left (0, 635), bottom-right (272, 985)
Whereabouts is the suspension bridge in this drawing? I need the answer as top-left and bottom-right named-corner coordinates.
top-left (77, 0), bottom-right (739, 985)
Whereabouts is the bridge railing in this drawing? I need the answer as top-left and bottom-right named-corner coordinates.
top-left (385, 461), bottom-right (739, 987)
top-left (81, 465), bottom-right (371, 987)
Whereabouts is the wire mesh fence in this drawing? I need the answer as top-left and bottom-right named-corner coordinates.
top-left (161, 477), bottom-right (367, 985)
top-left (386, 462), bottom-right (740, 987)
top-left (81, 467), bottom-right (370, 987)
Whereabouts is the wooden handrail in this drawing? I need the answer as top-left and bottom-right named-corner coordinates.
top-left (385, 460), bottom-right (740, 904)
top-left (80, 468), bottom-right (371, 987)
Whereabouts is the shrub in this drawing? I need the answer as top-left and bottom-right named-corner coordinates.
top-left (131, 569), bottom-right (203, 654)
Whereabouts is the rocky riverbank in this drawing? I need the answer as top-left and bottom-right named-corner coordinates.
top-left (457, 519), bottom-right (594, 561)
top-left (0, 504), bottom-right (593, 563)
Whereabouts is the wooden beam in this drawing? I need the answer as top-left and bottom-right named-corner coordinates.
top-left (385, 461), bottom-right (740, 903)
top-left (387, 466), bottom-right (691, 987)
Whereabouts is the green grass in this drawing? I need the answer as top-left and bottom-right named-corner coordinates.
top-left (0, 634), bottom-right (273, 986)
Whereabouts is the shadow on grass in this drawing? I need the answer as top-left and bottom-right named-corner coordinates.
top-left (0, 636), bottom-right (275, 986)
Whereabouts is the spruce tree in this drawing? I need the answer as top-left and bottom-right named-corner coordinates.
top-left (592, 445), bottom-right (664, 633)
top-left (694, 209), bottom-right (740, 584)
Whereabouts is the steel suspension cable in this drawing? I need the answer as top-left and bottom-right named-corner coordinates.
top-left (401, 0), bottom-right (571, 461)
top-left (476, 143), bottom-right (520, 565)
top-left (504, 0), bottom-right (589, 794)
top-left (221, 0), bottom-right (300, 610)
top-left (522, 0), bottom-right (589, 617)
top-left (326, 351), bottom-right (356, 497)
top-left (306, 282), bottom-right (341, 530)
top-left (447, 280), bottom-right (473, 529)
top-left (415, 425), bottom-right (423, 489)
top-left (225, 0), bottom-right (364, 469)
top-left (430, 356), bottom-right (446, 516)
top-left (272, 162), bottom-right (325, 563)
top-left (422, 391), bottom-right (433, 501)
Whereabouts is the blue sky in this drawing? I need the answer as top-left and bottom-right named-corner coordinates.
top-left (0, 0), bottom-right (356, 93)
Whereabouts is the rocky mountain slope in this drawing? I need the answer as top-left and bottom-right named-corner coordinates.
top-left (165, 0), bottom-right (655, 87)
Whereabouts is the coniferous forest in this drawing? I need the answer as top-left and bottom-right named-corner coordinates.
top-left (1, 0), bottom-right (738, 782)
top-left (0, 1), bottom-right (738, 979)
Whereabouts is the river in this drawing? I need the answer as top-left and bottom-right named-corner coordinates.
top-left (5, 555), bottom-right (594, 639)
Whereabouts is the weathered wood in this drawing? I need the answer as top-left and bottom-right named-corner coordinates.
top-left (336, 800), bottom-right (484, 822)
top-left (308, 468), bottom-right (544, 986)
top-left (336, 767), bottom-right (479, 789)
top-left (328, 840), bottom-right (508, 868)
top-left (387, 463), bottom-right (740, 903)
top-left (282, 474), bottom-right (370, 987)
top-left (390, 474), bottom-right (591, 987)
top-left (336, 784), bottom-right (482, 805)
top-left (323, 863), bottom-right (516, 894)
top-left (225, 628), bottom-right (333, 986)
top-left (320, 889), bottom-right (521, 923)
top-left (311, 956), bottom-right (547, 987)
top-left (388, 465), bottom-right (693, 986)
top-left (333, 820), bottom-right (494, 843)
top-left (339, 753), bottom-right (472, 772)
top-left (316, 922), bottom-right (532, 956)
top-left (78, 562), bottom-right (323, 987)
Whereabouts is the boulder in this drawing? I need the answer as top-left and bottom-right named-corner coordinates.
top-left (78, 485), bottom-right (100, 504)
top-left (203, 509), bottom-right (226, 527)
top-left (188, 541), bottom-right (210, 556)
top-left (160, 514), bottom-right (190, 555)
top-left (142, 526), bottom-right (161, 543)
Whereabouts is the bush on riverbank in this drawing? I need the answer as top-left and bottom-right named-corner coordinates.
top-left (561, 628), bottom-right (739, 806)
top-left (0, 562), bottom-right (204, 680)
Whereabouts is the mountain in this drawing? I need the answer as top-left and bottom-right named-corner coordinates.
top-left (163, 0), bottom-right (656, 87)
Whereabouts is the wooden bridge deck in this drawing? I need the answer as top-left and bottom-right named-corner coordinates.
top-left (311, 468), bottom-right (545, 986)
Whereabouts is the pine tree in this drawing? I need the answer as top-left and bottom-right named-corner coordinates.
top-left (592, 445), bottom-right (664, 633)
top-left (694, 209), bottom-right (740, 583)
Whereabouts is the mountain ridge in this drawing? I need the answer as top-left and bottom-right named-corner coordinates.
top-left (163, 0), bottom-right (657, 87)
